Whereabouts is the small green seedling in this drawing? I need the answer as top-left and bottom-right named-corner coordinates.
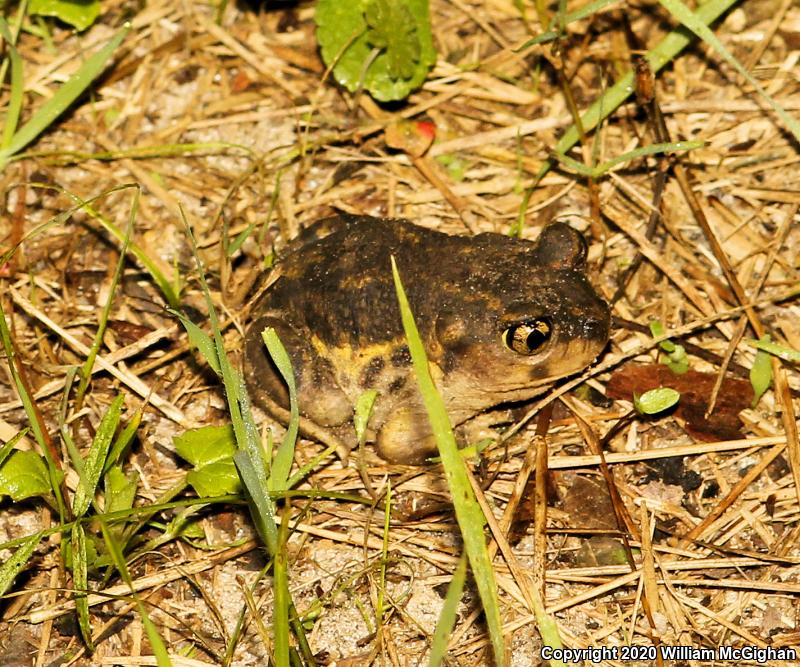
top-left (649, 320), bottom-right (689, 374)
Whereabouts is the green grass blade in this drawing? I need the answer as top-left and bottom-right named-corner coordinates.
top-left (0, 18), bottom-right (24, 149)
top-left (71, 522), bottom-right (94, 651)
top-left (98, 520), bottom-right (173, 666)
top-left (0, 531), bottom-right (42, 597)
top-left (105, 405), bottom-right (143, 474)
top-left (748, 337), bottom-right (800, 363)
top-left (517, 0), bottom-right (620, 48)
top-left (554, 140), bottom-right (704, 178)
top-left (0, 295), bottom-right (67, 517)
top-left (262, 328), bottom-right (299, 493)
top-left (0, 427), bottom-right (28, 468)
top-left (555, 0), bottom-right (736, 156)
top-left (272, 510), bottom-right (291, 667)
top-left (0, 24), bottom-right (129, 162)
top-left (658, 0), bottom-right (800, 144)
top-left (180, 213), bottom-right (279, 552)
top-left (72, 394), bottom-right (124, 518)
top-left (391, 258), bottom-right (505, 666)
top-left (172, 311), bottom-right (222, 375)
top-left (428, 553), bottom-right (467, 666)
top-left (75, 189), bottom-right (138, 406)
top-left (60, 190), bottom-right (181, 308)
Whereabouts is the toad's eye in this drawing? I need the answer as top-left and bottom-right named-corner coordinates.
top-left (502, 319), bottom-right (552, 355)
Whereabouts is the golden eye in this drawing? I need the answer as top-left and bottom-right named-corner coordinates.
top-left (502, 319), bottom-right (552, 355)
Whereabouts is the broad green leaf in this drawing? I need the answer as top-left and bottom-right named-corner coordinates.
top-left (649, 320), bottom-right (666, 338)
top-left (315, 0), bottom-right (436, 102)
top-left (750, 335), bottom-right (773, 407)
top-left (174, 424), bottom-right (236, 467)
top-left (634, 387), bottom-right (681, 415)
top-left (187, 459), bottom-right (241, 497)
top-left (174, 425), bottom-right (241, 497)
top-left (0, 450), bottom-right (51, 501)
top-left (391, 257), bottom-right (505, 666)
top-left (30, 0), bottom-right (101, 31)
top-left (365, 0), bottom-right (420, 79)
top-left (662, 344), bottom-right (688, 375)
top-left (73, 394), bottom-right (124, 518)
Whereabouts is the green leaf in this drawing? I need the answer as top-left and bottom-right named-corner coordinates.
top-left (634, 387), bottom-right (681, 415)
top-left (428, 554), bottom-right (467, 667)
top-left (174, 424), bottom-right (237, 466)
top-left (315, 0), bottom-right (436, 102)
top-left (0, 19), bottom-right (24, 149)
top-left (750, 335), bottom-right (773, 407)
top-left (174, 425), bottom-right (241, 497)
top-left (105, 406), bottom-right (142, 474)
top-left (663, 344), bottom-right (688, 375)
top-left (0, 532), bottom-right (42, 597)
top-left (104, 466), bottom-right (138, 515)
top-left (187, 460), bottom-right (241, 497)
top-left (174, 312), bottom-right (222, 376)
top-left (29, 0), bottom-right (101, 31)
top-left (365, 0), bottom-right (421, 79)
top-left (0, 450), bottom-right (52, 501)
top-left (262, 328), bottom-right (298, 493)
top-left (747, 338), bottom-right (800, 363)
top-left (98, 521), bottom-right (173, 667)
top-left (354, 389), bottom-right (378, 444)
top-left (649, 320), bottom-right (688, 374)
top-left (71, 522), bottom-right (94, 651)
top-left (73, 394), bottom-right (124, 518)
top-left (553, 140), bottom-right (704, 179)
top-left (649, 320), bottom-right (666, 338)
top-left (391, 257), bottom-right (505, 666)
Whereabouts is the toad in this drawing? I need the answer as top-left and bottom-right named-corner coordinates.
top-left (244, 215), bottom-right (610, 464)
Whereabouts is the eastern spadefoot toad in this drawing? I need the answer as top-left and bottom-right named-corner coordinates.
top-left (244, 215), bottom-right (610, 464)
